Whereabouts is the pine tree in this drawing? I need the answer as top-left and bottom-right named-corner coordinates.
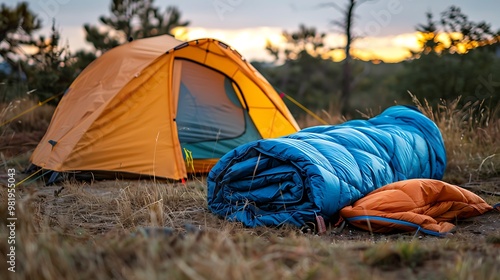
top-left (84, 0), bottom-right (189, 54)
top-left (25, 20), bottom-right (74, 102)
top-left (0, 2), bottom-right (41, 100)
top-left (0, 2), bottom-right (41, 70)
top-left (415, 12), bottom-right (442, 56)
top-left (397, 6), bottom-right (500, 106)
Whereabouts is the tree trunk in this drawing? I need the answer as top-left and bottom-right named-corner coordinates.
top-left (341, 0), bottom-right (356, 117)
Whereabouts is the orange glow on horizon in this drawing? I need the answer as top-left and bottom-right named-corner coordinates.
top-left (174, 26), bottom-right (423, 63)
top-left (172, 27), bottom-right (495, 63)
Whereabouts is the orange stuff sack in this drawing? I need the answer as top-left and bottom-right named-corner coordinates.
top-left (340, 179), bottom-right (493, 236)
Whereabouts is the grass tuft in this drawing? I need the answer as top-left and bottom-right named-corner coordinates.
top-left (409, 93), bottom-right (500, 183)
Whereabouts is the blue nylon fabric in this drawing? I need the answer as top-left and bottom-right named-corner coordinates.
top-left (207, 105), bottom-right (447, 228)
top-left (345, 216), bottom-right (446, 237)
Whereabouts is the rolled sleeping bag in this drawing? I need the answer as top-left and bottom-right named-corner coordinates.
top-left (207, 105), bottom-right (447, 228)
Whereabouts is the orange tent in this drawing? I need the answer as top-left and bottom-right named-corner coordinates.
top-left (340, 179), bottom-right (493, 236)
top-left (30, 35), bottom-right (299, 181)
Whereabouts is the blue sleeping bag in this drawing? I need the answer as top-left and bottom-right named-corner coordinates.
top-left (207, 106), bottom-right (447, 228)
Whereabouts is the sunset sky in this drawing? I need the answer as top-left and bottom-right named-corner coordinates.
top-left (6, 0), bottom-right (500, 63)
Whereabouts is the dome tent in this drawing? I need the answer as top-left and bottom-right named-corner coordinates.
top-left (29, 35), bottom-right (299, 183)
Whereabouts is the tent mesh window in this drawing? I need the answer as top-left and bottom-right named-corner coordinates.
top-left (176, 59), bottom-right (246, 143)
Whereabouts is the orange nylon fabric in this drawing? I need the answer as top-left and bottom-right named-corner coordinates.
top-left (340, 179), bottom-right (493, 234)
top-left (31, 36), bottom-right (183, 170)
top-left (64, 55), bottom-right (186, 179)
top-left (30, 35), bottom-right (299, 180)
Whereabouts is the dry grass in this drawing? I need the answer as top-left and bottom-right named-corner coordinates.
top-left (0, 97), bottom-right (499, 279)
top-left (0, 98), bottom-right (54, 135)
top-left (1, 98), bottom-right (54, 167)
top-left (410, 94), bottom-right (500, 183)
